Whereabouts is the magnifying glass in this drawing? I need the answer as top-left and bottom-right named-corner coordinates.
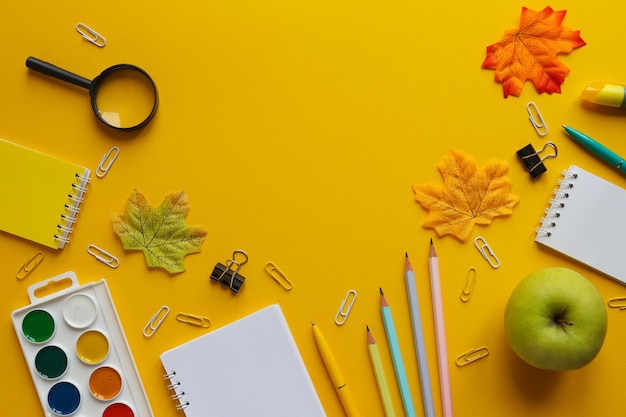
top-left (26, 56), bottom-right (158, 131)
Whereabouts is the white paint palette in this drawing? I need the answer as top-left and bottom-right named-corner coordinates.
top-left (11, 271), bottom-right (153, 417)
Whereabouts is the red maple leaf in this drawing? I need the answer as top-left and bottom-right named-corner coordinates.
top-left (482, 6), bottom-right (586, 98)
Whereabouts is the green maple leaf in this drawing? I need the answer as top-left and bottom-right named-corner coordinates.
top-left (111, 190), bottom-right (207, 273)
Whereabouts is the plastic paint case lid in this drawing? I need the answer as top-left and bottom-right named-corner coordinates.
top-left (103, 402), bottom-right (135, 417)
top-left (34, 345), bottom-right (68, 379)
top-left (22, 309), bottom-right (56, 343)
top-left (89, 366), bottom-right (123, 401)
top-left (48, 381), bottom-right (81, 416)
top-left (76, 329), bottom-right (110, 365)
top-left (63, 293), bottom-right (98, 328)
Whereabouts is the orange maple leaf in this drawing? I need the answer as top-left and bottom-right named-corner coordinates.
top-left (482, 6), bottom-right (585, 98)
top-left (412, 150), bottom-right (520, 241)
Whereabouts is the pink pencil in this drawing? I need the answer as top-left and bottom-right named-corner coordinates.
top-left (428, 239), bottom-right (453, 417)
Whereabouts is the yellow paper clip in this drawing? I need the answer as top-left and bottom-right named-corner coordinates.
top-left (527, 102), bottom-right (548, 137)
top-left (176, 312), bottom-right (211, 328)
top-left (76, 23), bottom-right (106, 47)
top-left (460, 267), bottom-right (477, 302)
top-left (264, 262), bottom-right (293, 290)
top-left (455, 346), bottom-right (490, 366)
top-left (335, 289), bottom-right (357, 325)
top-left (608, 297), bottom-right (626, 310)
top-left (143, 306), bottom-right (170, 337)
top-left (87, 244), bottom-right (120, 268)
top-left (474, 236), bottom-right (500, 269)
top-left (16, 251), bottom-right (45, 280)
top-left (96, 146), bottom-right (120, 178)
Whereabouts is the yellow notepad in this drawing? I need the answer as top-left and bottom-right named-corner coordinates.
top-left (0, 138), bottom-right (90, 249)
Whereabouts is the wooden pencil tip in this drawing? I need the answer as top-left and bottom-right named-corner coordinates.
top-left (429, 239), bottom-right (437, 257)
top-left (405, 252), bottom-right (408, 258)
top-left (366, 325), bottom-right (370, 332)
top-left (379, 287), bottom-right (383, 295)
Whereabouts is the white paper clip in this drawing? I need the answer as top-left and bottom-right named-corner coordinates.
top-left (527, 102), bottom-right (548, 137)
top-left (76, 23), bottom-right (106, 47)
top-left (474, 237), bottom-right (500, 269)
top-left (96, 146), bottom-right (120, 178)
top-left (87, 244), bottom-right (120, 268)
top-left (143, 306), bottom-right (170, 337)
top-left (335, 289), bottom-right (357, 325)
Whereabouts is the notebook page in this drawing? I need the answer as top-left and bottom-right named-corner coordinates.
top-left (160, 304), bottom-right (326, 417)
top-left (535, 165), bottom-right (626, 285)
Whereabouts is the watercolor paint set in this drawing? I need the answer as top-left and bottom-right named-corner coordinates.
top-left (11, 271), bottom-right (153, 417)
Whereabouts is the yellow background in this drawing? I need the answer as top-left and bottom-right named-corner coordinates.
top-left (2, 1), bottom-right (626, 416)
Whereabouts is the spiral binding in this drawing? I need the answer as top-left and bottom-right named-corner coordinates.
top-left (536, 168), bottom-right (578, 237)
top-left (163, 370), bottom-right (190, 410)
top-left (53, 171), bottom-right (90, 248)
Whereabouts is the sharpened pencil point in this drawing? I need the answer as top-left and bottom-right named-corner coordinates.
top-left (405, 254), bottom-right (413, 273)
top-left (379, 287), bottom-right (383, 295)
top-left (429, 239), bottom-right (437, 257)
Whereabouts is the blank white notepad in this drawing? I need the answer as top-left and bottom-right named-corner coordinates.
top-left (535, 165), bottom-right (626, 285)
top-left (160, 304), bottom-right (326, 417)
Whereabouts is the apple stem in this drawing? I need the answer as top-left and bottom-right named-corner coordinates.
top-left (556, 319), bottom-right (574, 327)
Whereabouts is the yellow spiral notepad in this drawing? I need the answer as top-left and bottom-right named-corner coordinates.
top-left (0, 138), bottom-right (90, 249)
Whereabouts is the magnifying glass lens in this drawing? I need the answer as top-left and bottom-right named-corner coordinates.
top-left (94, 68), bottom-right (157, 129)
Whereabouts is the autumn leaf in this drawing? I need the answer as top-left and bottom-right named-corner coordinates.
top-left (411, 150), bottom-right (520, 241)
top-left (482, 6), bottom-right (586, 98)
top-left (111, 190), bottom-right (207, 273)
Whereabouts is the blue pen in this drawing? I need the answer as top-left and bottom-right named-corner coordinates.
top-left (379, 288), bottom-right (416, 417)
top-left (562, 125), bottom-right (626, 174)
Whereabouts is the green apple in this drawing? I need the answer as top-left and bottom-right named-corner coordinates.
top-left (504, 267), bottom-right (607, 371)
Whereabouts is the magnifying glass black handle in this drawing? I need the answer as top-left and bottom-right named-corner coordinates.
top-left (26, 57), bottom-right (91, 90)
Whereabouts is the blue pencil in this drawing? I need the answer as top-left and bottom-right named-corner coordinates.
top-left (379, 288), bottom-right (416, 417)
top-left (405, 253), bottom-right (435, 417)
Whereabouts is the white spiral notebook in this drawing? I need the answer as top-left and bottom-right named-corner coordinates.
top-left (535, 164), bottom-right (626, 285)
top-left (160, 304), bottom-right (326, 417)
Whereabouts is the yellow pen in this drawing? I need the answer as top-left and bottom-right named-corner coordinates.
top-left (312, 322), bottom-right (361, 417)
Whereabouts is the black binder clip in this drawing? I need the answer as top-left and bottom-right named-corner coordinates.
top-left (516, 141), bottom-right (558, 179)
top-left (210, 250), bottom-right (248, 293)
